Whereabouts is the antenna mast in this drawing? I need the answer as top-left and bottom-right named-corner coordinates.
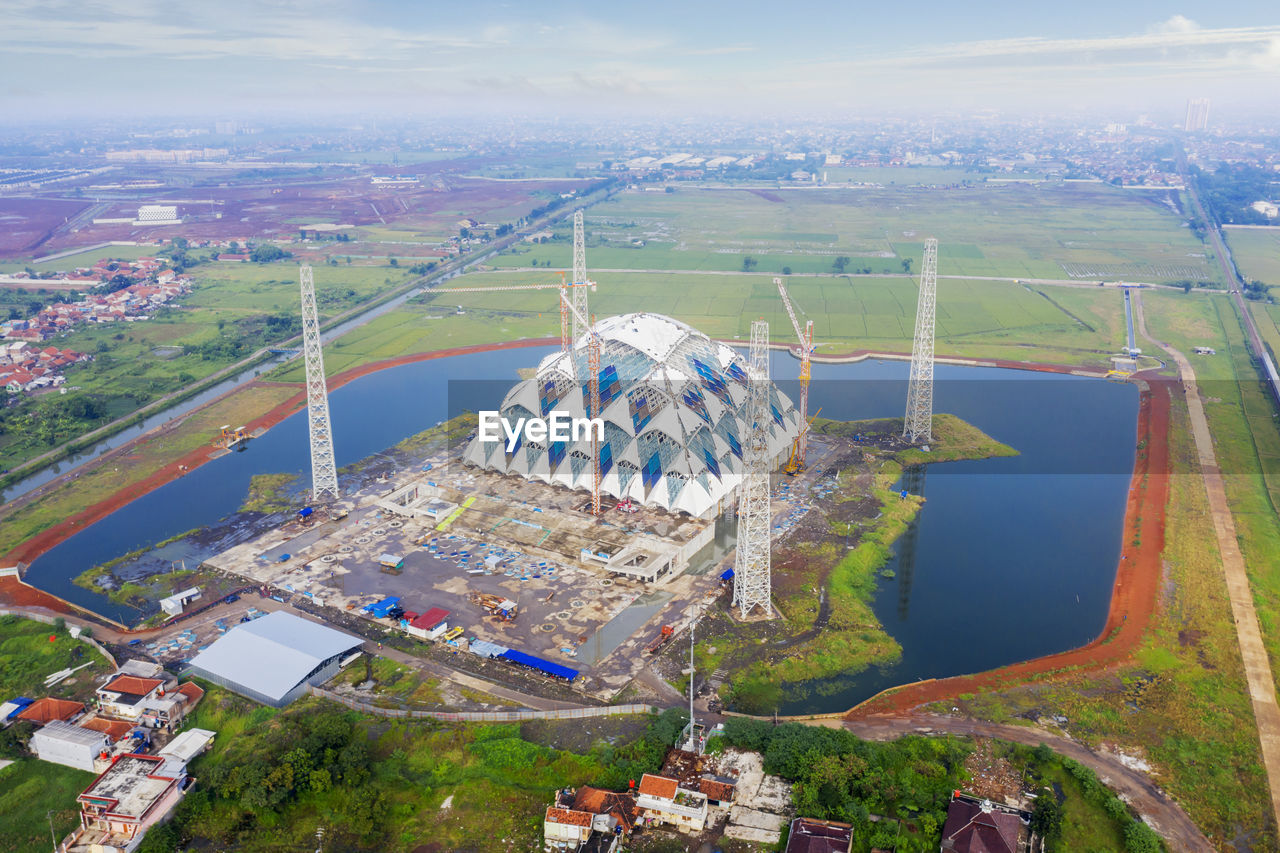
top-left (904, 238), bottom-right (938, 443)
top-left (733, 320), bottom-right (773, 618)
top-left (300, 265), bottom-right (339, 501)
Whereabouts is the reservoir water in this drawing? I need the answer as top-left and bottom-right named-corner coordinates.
top-left (22, 348), bottom-right (1137, 713)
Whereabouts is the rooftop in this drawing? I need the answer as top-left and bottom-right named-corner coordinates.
top-left (17, 697), bottom-right (84, 724)
top-left (785, 818), bottom-right (854, 853)
top-left (79, 754), bottom-right (179, 821)
top-left (638, 773), bottom-right (679, 800)
top-left (187, 611), bottom-right (362, 703)
top-left (546, 807), bottom-right (594, 828)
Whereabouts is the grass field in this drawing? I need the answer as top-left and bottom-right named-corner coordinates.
top-left (487, 183), bottom-right (1216, 283)
top-left (0, 244), bottom-right (162, 273)
top-left (1224, 227), bottom-right (1280, 286)
top-left (0, 382), bottom-right (298, 557)
top-left (0, 260), bottom-right (409, 473)
top-left (0, 613), bottom-right (111, 700)
top-left (267, 269), bottom-right (1131, 384)
top-left (0, 759), bottom-right (95, 853)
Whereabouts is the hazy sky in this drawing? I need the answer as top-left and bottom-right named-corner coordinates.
top-left (3, 0), bottom-right (1278, 120)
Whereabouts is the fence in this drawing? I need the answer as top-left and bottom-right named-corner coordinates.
top-left (309, 686), bottom-right (656, 721)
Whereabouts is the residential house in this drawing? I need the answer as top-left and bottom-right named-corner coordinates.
top-left (31, 720), bottom-right (113, 772)
top-left (784, 818), bottom-right (854, 853)
top-left (636, 773), bottom-right (708, 832)
top-left (940, 795), bottom-right (1029, 853)
top-left (65, 754), bottom-right (187, 852)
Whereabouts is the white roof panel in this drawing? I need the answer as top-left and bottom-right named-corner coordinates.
top-left (187, 612), bottom-right (362, 702)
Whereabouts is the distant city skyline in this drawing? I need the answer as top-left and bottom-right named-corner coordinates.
top-left (2, 1), bottom-right (1278, 119)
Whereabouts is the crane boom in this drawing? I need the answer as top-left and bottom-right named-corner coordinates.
top-left (774, 277), bottom-right (813, 472)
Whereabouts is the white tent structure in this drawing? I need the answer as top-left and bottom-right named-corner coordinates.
top-left (186, 612), bottom-right (362, 707)
top-left (464, 313), bottom-right (799, 518)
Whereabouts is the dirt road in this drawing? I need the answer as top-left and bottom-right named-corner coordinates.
top-left (841, 713), bottom-right (1214, 853)
top-left (1134, 290), bottom-right (1280, 835)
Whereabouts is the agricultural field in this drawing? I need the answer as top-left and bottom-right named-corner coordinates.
top-left (1225, 227), bottom-right (1280, 287)
top-left (0, 613), bottom-right (111, 701)
top-left (0, 197), bottom-right (92, 255)
top-left (488, 183), bottom-right (1216, 284)
top-left (267, 267), bottom-right (1129, 385)
top-left (0, 259), bottom-right (409, 473)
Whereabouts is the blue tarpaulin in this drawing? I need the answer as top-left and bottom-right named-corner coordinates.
top-left (720, 568), bottom-right (734, 580)
top-left (499, 649), bottom-right (578, 681)
top-left (298, 507), bottom-right (314, 517)
top-left (363, 596), bottom-right (401, 618)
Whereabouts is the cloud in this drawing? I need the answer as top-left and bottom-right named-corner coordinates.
top-left (1151, 15), bottom-right (1201, 35)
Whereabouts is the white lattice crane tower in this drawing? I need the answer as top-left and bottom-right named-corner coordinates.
top-left (300, 265), bottom-right (339, 502)
top-left (775, 277), bottom-right (814, 472)
top-left (571, 210), bottom-right (589, 345)
top-left (903, 238), bottom-right (938, 443)
top-left (733, 320), bottom-right (773, 618)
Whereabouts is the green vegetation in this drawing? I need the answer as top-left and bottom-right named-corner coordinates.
top-left (490, 184), bottom-right (1214, 283)
top-left (140, 690), bottom-right (686, 853)
top-left (0, 614), bottom-right (110, 701)
top-left (0, 262), bottom-right (409, 474)
top-left (0, 382), bottom-right (298, 558)
top-left (240, 472), bottom-right (300, 513)
top-left (720, 719), bottom-right (1159, 853)
top-left (1226, 227), bottom-right (1280, 288)
top-left (0, 759), bottom-right (95, 853)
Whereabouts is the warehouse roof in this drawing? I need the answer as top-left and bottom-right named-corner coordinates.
top-left (187, 612), bottom-right (362, 703)
top-left (33, 719), bottom-right (110, 748)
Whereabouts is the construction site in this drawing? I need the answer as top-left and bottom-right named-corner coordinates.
top-left (198, 223), bottom-right (933, 703)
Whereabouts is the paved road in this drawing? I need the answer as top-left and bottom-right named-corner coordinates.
top-left (840, 713), bottom-right (1215, 853)
top-left (1134, 290), bottom-right (1280, 836)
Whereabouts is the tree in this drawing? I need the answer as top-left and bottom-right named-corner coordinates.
top-left (388, 257), bottom-right (398, 267)
top-left (1030, 791), bottom-right (1063, 841)
top-left (1182, 281), bottom-right (1193, 293)
top-left (1124, 820), bottom-right (1163, 852)
top-left (833, 256), bottom-right (851, 273)
top-left (742, 256), bottom-right (758, 272)
top-left (249, 245), bottom-right (290, 263)
top-left (902, 257), bottom-right (914, 274)
top-left (782, 266), bottom-right (792, 276)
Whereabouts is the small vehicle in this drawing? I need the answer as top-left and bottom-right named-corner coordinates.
top-left (127, 639), bottom-right (142, 646)
top-left (442, 626), bottom-right (465, 642)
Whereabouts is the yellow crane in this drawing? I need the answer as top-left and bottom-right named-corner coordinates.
top-left (775, 277), bottom-right (814, 474)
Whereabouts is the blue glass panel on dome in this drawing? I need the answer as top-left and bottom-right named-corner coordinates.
top-left (725, 361), bottom-right (748, 385)
top-left (548, 440), bottom-right (567, 471)
top-left (504, 433), bottom-right (522, 460)
top-left (771, 403), bottom-right (784, 428)
top-left (665, 472), bottom-right (687, 505)
top-left (642, 452), bottom-right (663, 491)
top-left (598, 365), bottom-right (621, 406)
top-left (681, 386), bottom-right (711, 424)
top-left (727, 431), bottom-right (741, 459)
top-left (702, 448), bottom-right (720, 477)
top-left (629, 393), bottom-right (656, 433)
top-left (599, 442), bottom-right (613, 477)
top-left (539, 379), bottom-right (563, 417)
top-left (617, 461), bottom-right (638, 493)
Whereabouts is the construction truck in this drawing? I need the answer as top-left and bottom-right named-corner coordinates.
top-left (645, 625), bottom-right (674, 655)
top-left (471, 593), bottom-right (518, 621)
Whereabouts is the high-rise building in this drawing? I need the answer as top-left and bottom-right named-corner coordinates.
top-left (1184, 99), bottom-right (1210, 132)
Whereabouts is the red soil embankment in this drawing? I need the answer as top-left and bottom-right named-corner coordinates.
top-left (1, 338), bottom-right (559, 583)
top-left (848, 375), bottom-right (1173, 718)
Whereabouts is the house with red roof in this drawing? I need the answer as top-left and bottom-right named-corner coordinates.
top-left (940, 795), bottom-right (1029, 853)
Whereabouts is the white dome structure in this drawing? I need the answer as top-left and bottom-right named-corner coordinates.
top-left (463, 313), bottom-right (800, 517)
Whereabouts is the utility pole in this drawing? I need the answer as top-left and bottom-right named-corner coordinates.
top-left (903, 238), bottom-right (938, 443)
top-left (300, 265), bottom-right (339, 501)
top-left (733, 320), bottom-right (773, 618)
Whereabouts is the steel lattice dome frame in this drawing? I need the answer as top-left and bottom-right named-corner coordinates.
top-left (463, 313), bottom-right (799, 517)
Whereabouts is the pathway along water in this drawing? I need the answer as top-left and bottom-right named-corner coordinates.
top-left (22, 349), bottom-right (1137, 715)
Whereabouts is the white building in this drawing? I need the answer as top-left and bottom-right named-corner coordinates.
top-left (32, 720), bottom-right (113, 771)
top-left (136, 205), bottom-right (179, 224)
top-left (636, 773), bottom-right (708, 832)
top-left (159, 586), bottom-right (201, 617)
top-left (463, 313), bottom-right (799, 518)
top-left (1251, 200), bottom-right (1279, 219)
